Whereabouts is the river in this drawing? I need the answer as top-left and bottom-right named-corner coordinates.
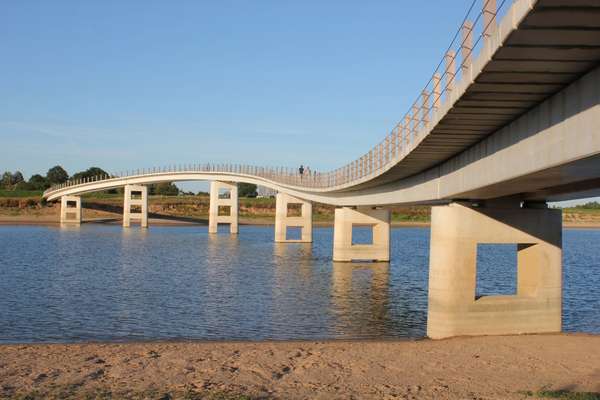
top-left (0, 225), bottom-right (598, 343)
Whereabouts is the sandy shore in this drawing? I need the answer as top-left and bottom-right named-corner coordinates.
top-left (1, 334), bottom-right (599, 399)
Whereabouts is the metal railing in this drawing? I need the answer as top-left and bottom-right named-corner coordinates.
top-left (45, 0), bottom-right (511, 196)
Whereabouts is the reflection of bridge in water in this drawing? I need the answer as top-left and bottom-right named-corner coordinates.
top-left (43, 0), bottom-right (600, 338)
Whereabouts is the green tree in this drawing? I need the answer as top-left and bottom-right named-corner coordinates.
top-left (72, 167), bottom-right (109, 181)
top-left (46, 165), bottom-right (69, 184)
top-left (28, 174), bottom-right (49, 190)
top-left (150, 182), bottom-right (179, 196)
top-left (12, 171), bottom-right (24, 185)
top-left (238, 182), bottom-right (257, 198)
top-left (1, 171), bottom-right (12, 188)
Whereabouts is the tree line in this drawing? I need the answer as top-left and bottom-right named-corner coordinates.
top-left (1, 165), bottom-right (258, 197)
top-left (1, 165), bottom-right (70, 191)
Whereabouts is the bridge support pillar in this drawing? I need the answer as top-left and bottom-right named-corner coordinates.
top-left (427, 202), bottom-right (562, 339)
top-left (333, 207), bottom-right (390, 262)
top-left (60, 195), bottom-right (81, 224)
top-left (123, 184), bottom-right (148, 228)
top-left (274, 193), bottom-right (312, 243)
top-left (209, 181), bottom-right (238, 234)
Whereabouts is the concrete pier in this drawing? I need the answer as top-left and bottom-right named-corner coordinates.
top-left (209, 181), bottom-right (238, 234)
top-left (123, 184), bottom-right (148, 228)
top-left (274, 193), bottom-right (312, 243)
top-left (333, 207), bottom-right (390, 262)
top-left (427, 202), bottom-right (562, 339)
top-left (60, 195), bottom-right (81, 224)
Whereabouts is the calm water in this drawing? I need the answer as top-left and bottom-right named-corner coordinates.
top-left (0, 225), bottom-right (599, 343)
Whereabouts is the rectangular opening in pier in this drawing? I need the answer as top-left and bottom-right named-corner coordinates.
top-left (286, 226), bottom-right (302, 241)
top-left (286, 203), bottom-right (302, 217)
top-left (351, 224), bottom-right (374, 245)
top-left (131, 190), bottom-right (142, 200)
top-left (476, 243), bottom-right (517, 299)
top-left (66, 200), bottom-right (77, 208)
top-left (218, 188), bottom-right (231, 199)
top-left (216, 223), bottom-right (232, 233)
top-left (130, 205), bottom-right (142, 214)
top-left (218, 205), bottom-right (231, 216)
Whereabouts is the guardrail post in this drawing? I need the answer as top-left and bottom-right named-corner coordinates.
top-left (483, 0), bottom-right (497, 36)
top-left (421, 90), bottom-right (430, 129)
top-left (385, 135), bottom-right (390, 164)
top-left (445, 50), bottom-right (456, 100)
top-left (411, 104), bottom-right (419, 139)
top-left (403, 116), bottom-right (410, 153)
top-left (431, 72), bottom-right (442, 120)
top-left (395, 127), bottom-right (402, 158)
top-left (461, 21), bottom-right (474, 77)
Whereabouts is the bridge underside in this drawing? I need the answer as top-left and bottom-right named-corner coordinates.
top-left (347, 0), bottom-right (600, 194)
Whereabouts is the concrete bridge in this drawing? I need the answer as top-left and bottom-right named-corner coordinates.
top-left (43, 0), bottom-right (600, 339)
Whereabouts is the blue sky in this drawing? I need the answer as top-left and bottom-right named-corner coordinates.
top-left (0, 1), bottom-right (595, 204)
top-left (0, 1), bottom-right (468, 176)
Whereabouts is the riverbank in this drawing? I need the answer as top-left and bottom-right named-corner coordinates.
top-left (0, 214), bottom-right (594, 229)
top-left (1, 334), bottom-right (599, 400)
top-left (0, 195), bottom-right (432, 227)
top-left (0, 195), bottom-right (598, 228)
top-left (0, 215), bottom-right (431, 228)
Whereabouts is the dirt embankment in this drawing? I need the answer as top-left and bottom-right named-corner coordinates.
top-left (0, 196), bottom-right (431, 226)
top-left (1, 196), bottom-right (599, 228)
top-left (1, 334), bottom-right (599, 400)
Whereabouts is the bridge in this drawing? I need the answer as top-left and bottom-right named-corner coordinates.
top-left (43, 0), bottom-right (600, 339)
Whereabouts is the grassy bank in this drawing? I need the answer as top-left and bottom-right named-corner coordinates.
top-left (0, 190), bottom-right (44, 198)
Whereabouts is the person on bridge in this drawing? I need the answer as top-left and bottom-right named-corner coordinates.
top-left (299, 165), bottom-right (304, 180)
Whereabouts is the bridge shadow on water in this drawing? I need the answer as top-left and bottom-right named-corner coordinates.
top-left (83, 202), bottom-right (209, 225)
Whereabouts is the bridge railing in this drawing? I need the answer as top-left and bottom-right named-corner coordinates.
top-left (45, 0), bottom-right (513, 196)
top-left (43, 163), bottom-right (337, 196)
top-left (330, 0), bottom-right (512, 186)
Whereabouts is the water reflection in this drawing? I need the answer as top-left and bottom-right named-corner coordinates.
top-left (0, 225), bottom-right (598, 343)
top-left (331, 262), bottom-right (392, 338)
top-left (273, 242), bottom-right (314, 280)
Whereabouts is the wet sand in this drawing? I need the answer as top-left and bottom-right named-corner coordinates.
top-left (1, 334), bottom-right (599, 399)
